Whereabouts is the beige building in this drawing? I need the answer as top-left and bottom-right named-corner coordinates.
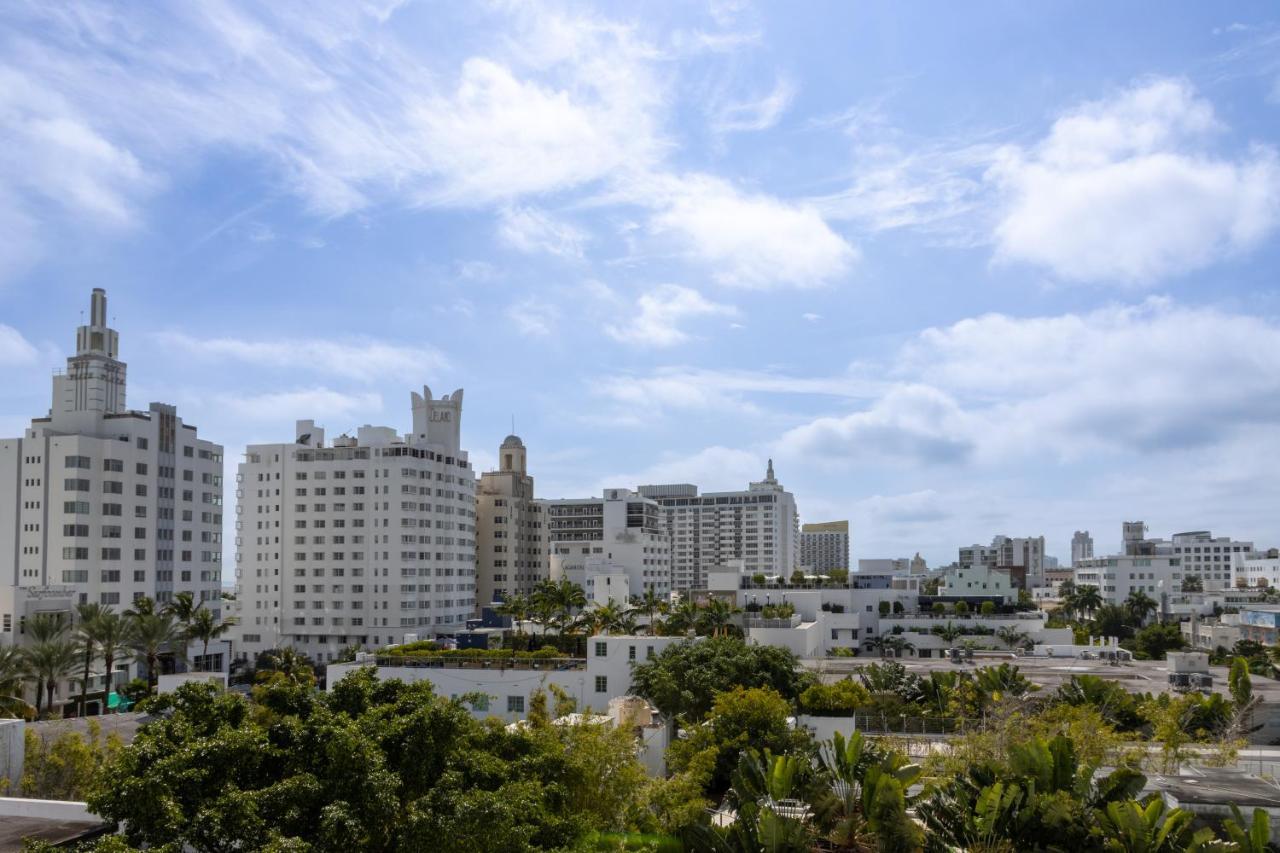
top-left (474, 434), bottom-right (546, 608)
top-left (800, 520), bottom-right (849, 574)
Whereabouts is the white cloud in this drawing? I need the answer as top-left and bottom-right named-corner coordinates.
top-left (802, 312), bottom-right (822, 322)
top-left (154, 332), bottom-right (447, 382)
top-left (712, 77), bottom-right (795, 133)
top-left (497, 206), bottom-right (586, 259)
top-left (507, 297), bottom-right (560, 338)
top-left (605, 284), bottom-right (736, 347)
top-left (0, 3), bottom-right (666, 275)
top-left (645, 173), bottom-right (858, 288)
top-left (778, 384), bottom-right (975, 465)
top-left (603, 445), bottom-right (765, 493)
top-left (777, 298), bottom-right (1280, 467)
top-left (593, 366), bottom-right (880, 415)
top-left (0, 324), bottom-right (38, 365)
top-left (989, 78), bottom-right (1280, 283)
top-left (216, 388), bottom-right (382, 423)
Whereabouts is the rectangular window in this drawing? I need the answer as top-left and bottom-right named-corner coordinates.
top-left (595, 641), bottom-right (608, 657)
top-left (594, 676), bottom-right (608, 693)
top-left (65, 478), bottom-right (91, 492)
top-left (507, 695), bottom-right (524, 714)
top-left (103, 458), bottom-right (123, 472)
top-left (628, 645), bottom-right (636, 661)
top-left (65, 455), bottom-right (91, 469)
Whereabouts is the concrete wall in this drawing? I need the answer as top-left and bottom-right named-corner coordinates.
top-left (0, 718), bottom-right (23, 794)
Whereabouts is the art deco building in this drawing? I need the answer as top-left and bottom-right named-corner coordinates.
top-left (233, 387), bottom-right (475, 664)
top-left (474, 434), bottom-right (546, 607)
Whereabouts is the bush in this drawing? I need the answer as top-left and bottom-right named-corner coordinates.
top-left (955, 601), bottom-right (971, 616)
top-left (797, 678), bottom-right (871, 715)
top-left (931, 602), bottom-right (947, 616)
top-left (878, 601), bottom-right (891, 616)
top-left (980, 601), bottom-right (997, 615)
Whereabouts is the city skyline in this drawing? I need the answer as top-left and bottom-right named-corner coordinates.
top-left (2, 3), bottom-right (1279, 565)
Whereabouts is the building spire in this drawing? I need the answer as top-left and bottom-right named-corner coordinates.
top-left (766, 458), bottom-right (776, 483)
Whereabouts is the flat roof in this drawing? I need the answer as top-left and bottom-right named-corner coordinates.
top-left (0, 816), bottom-right (108, 851)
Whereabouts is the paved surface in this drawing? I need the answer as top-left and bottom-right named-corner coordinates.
top-left (28, 712), bottom-right (150, 745)
top-left (0, 817), bottom-right (108, 852)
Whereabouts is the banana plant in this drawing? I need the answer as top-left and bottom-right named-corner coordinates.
top-left (1097, 797), bottom-right (1213, 853)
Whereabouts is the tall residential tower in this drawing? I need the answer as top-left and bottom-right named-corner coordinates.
top-left (233, 387), bottom-right (476, 664)
top-left (474, 434), bottom-right (546, 607)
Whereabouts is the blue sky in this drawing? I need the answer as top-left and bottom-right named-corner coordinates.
top-left (2, 1), bottom-right (1280, 566)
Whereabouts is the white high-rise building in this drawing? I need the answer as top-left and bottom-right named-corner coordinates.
top-left (233, 387), bottom-right (476, 664)
top-left (800, 521), bottom-right (849, 574)
top-left (958, 534), bottom-right (1045, 589)
top-left (1169, 531), bottom-right (1253, 590)
top-left (638, 460), bottom-right (799, 590)
top-left (0, 289), bottom-right (225, 660)
top-left (474, 434), bottom-right (546, 608)
top-left (540, 489), bottom-right (671, 601)
top-left (1071, 531), bottom-right (1094, 566)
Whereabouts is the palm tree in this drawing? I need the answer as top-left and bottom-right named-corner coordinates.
top-left (131, 612), bottom-right (184, 694)
top-left (633, 589), bottom-right (665, 634)
top-left (93, 611), bottom-right (133, 713)
top-left (548, 579), bottom-right (586, 637)
top-left (872, 634), bottom-right (915, 659)
top-left (996, 625), bottom-right (1031, 651)
top-left (815, 731), bottom-right (922, 850)
top-left (187, 608), bottom-right (236, 672)
top-left (528, 582), bottom-right (559, 636)
top-left (73, 602), bottom-right (108, 717)
top-left (22, 617), bottom-right (79, 718)
top-left (695, 597), bottom-right (740, 637)
top-left (1071, 585), bottom-right (1104, 620)
top-left (935, 620), bottom-right (962, 644)
top-left (493, 594), bottom-right (530, 636)
top-left (663, 598), bottom-right (700, 636)
top-left (592, 600), bottom-right (628, 635)
top-left (256, 647), bottom-right (316, 685)
top-left (124, 596), bottom-right (158, 618)
top-left (0, 646), bottom-right (33, 719)
top-left (1125, 590), bottom-right (1159, 626)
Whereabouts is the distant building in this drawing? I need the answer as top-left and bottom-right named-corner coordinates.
top-left (1071, 530), bottom-right (1094, 566)
top-left (540, 489), bottom-right (671, 601)
top-left (1074, 553), bottom-right (1185, 607)
top-left (233, 387), bottom-right (476, 664)
top-left (1115, 522), bottom-right (1252, 590)
top-left (800, 520), bottom-right (849, 574)
top-left (958, 535), bottom-right (1045, 589)
top-left (638, 460), bottom-right (799, 590)
top-left (0, 289), bottom-right (225, 615)
top-left (474, 434), bottom-right (546, 608)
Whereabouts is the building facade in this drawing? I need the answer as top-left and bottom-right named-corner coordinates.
top-left (1169, 531), bottom-right (1253, 590)
top-left (1071, 531), bottom-right (1094, 566)
top-left (1074, 554), bottom-right (1185, 606)
top-left (800, 520), bottom-right (849, 574)
top-left (540, 489), bottom-right (671, 601)
top-left (474, 434), bottom-right (545, 608)
top-left (233, 387), bottom-right (476, 664)
top-left (0, 289), bottom-right (225, 645)
top-left (638, 460), bottom-right (799, 590)
top-left (958, 535), bottom-right (1046, 589)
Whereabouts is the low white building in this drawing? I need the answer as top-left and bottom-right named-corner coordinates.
top-left (542, 489), bottom-right (671, 601)
top-left (1234, 551), bottom-right (1280, 590)
top-left (325, 634), bottom-right (688, 721)
top-left (938, 563), bottom-right (1016, 603)
top-left (1074, 555), bottom-right (1185, 606)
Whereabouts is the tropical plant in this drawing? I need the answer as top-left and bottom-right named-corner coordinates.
top-left (1071, 585), bottom-right (1104, 620)
top-left (255, 647), bottom-right (318, 686)
top-left (1125, 591), bottom-right (1159, 626)
top-left (996, 625), bottom-right (1031, 651)
top-left (187, 607), bottom-right (235, 671)
top-left (129, 612), bottom-right (184, 694)
top-left (697, 598), bottom-right (741, 637)
top-left (22, 621), bottom-right (79, 717)
top-left (1096, 797), bottom-right (1209, 853)
top-left (869, 634), bottom-right (914, 659)
top-left (811, 731), bottom-right (922, 852)
top-left (634, 588), bottom-right (666, 634)
top-left (492, 594), bottom-right (530, 635)
top-left (93, 611), bottom-right (133, 713)
top-left (0, 645), bottom-right (33, 718)
top-left (685, 749), bottom-right (816, 852)
top-left (73, 602), bottom-right (108, 717)
top-left (664, 598), bottom-right (702, 636)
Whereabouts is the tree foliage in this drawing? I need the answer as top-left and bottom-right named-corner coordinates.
top-left (629, 637), bottom-right (810, 722)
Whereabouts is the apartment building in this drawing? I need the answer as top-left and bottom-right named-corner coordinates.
top-left (540, 488), bottom-right (671, 600)
top-left (233, 387), bottom-right (476, 664)
top-left (0, 289), bottom-right (225, 648)
top-left (800, 520), bottom-right (849, 574)
top-left (1071, 531), bottom-right (1094, 566)
top-left (474, 434), bottom-right (546, 608)
top-left (638, 460), bottom-right (799, 590)
top-left (958, 534), bottom-right (1046, 589)
top-left (1116, 522), bottom-right (1251, 591)
top-left (1074, 554), bottom-right (1185, 606)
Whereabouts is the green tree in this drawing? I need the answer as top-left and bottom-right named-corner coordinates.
top-left (1131, 622), bottom-right (1184, 660)
top-left (1072, 585), bottom-right (1104, 620)
top-left (186, 607), bottom-right (236, 671)
top-left (634, 588), bottom-right (665, 634)
top-left (695, 598), bottom-right (740, 638)
top-left (493, 594), bottom-right (530, 635)
top-left (1093, 604), bottom-right (1134, 640)
top-left (1124, 591), bottom-right (1158, 626)
top-left (980, 600), bottom-right (997, 616)
top-left (996, 625), bottom-right (1030, 651)
top-left (878, 600), bottom-right (891, 617)
top-left (21, 719), bottom-right (122, 800)
top-left (73, 602), bottom-right (108, 718)
top-left (955, 601), bottom-right (970, 617)
top-left (0, 645), bottom-right (33, 719)
top-left (666, 686), bottom-right (812, 797)
top-left (92, 610), bottom-right (133, 714)
top-left (1229, 656), bottom-right (1253, 708)
top-left (931, 602), bottom-right (946, 616)
top-left (86, 670), bottom-right (657, 852)
top-left (22, 615), bottom-right (78, 717)
top-left (254, 647), bottom-right (317, 686)
top-left (629, 637), bottom-right (808, 722)
top-left (129, 611), bottom-right (184, 694)
top-left (1097, 797), bottom-right (1208, 852)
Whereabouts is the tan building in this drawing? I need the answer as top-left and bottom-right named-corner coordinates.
top-left (475, 435), bottom-right (546, 608)
top-left (800, 520), bottom-right (849, 574)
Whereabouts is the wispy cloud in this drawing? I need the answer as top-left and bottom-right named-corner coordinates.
top-left (604, 284), bottom-right (737, 347)
top-left (154, 332), bottom-right (448, 382)
top-left (711, 77), bottom-right (795, 133)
